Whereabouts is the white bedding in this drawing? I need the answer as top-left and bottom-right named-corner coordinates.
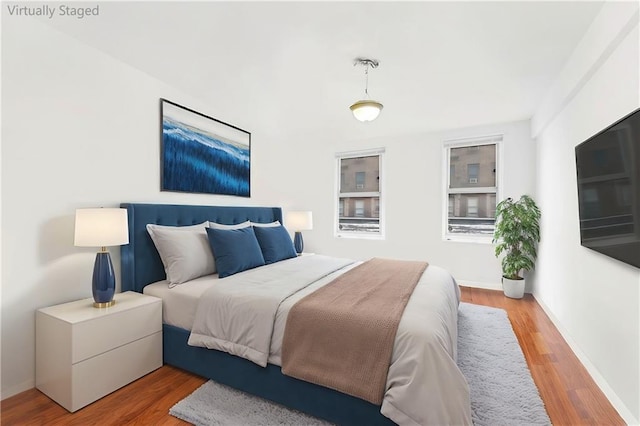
top-left (144, 274), bottom-right (215, 330)
top-left (146, 254), bottom-right (471, 425)
top-left (188, 255), bottom-right (356, 365)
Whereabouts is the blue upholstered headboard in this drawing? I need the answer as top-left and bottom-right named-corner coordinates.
top-left (120, 203), bottom-right (283, 293)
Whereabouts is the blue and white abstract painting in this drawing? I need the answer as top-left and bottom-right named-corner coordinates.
top-left (161, 99), bottom-right (250, 197)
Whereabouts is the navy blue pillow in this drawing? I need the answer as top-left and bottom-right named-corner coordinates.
top-left (253, 225), bottom-right (298, 264)
top-left (205, 227), bottom-right (265, 278)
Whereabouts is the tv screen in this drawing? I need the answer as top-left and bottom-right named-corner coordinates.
top-left (575, 107), bottom-right (640, 268)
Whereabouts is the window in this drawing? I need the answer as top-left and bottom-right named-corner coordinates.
top-left (444, 136), bottom-right (501, 240)
top-left (467, 163), bottom-right (479, 183)
top-left (336, 148), bottom-right (385, 238)
top-left (467, 197), bottom-right (478, 217)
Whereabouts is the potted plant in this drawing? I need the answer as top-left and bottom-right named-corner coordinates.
top-left (492, 195), bottom-right (541, 299)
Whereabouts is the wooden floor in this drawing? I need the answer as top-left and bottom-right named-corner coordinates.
top-left (1, 287), bottom-right (625, 425)
top-left (461, 287), bottom-right (624, 426)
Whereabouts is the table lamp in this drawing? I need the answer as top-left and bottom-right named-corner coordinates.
top-left (74, 208), bottom-right (129, 308)
top-left (286, 211), bottom-right (313, 254)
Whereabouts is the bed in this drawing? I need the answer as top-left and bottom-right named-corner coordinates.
top-left (120, 203), bottom-right (471, 425)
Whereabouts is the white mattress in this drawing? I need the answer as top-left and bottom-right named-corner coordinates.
top-left (144, 274), bottom-right (217, 331)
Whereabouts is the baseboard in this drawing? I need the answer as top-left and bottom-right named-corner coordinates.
top-left (1, 379), bottom-right (34, 401)
top-left (533, 294), bottom-right (639, 426)
top-left (457, 280), bottom-right (502, 291)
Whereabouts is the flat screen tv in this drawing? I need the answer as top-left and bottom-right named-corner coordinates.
top-left (575, 107), bottom-right (640, 268)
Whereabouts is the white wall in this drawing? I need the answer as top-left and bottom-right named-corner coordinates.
top-left (0, 17), bottom-right (291, 398)
top-left (285, 120), bottom-right (537, 290)
top-left (531, 2), bottom-right (640, 423)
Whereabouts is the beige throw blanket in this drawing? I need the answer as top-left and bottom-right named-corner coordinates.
top-left (281, 257), bottom-right (428, 405)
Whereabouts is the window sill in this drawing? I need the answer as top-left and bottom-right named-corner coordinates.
top-left (443, 236), bottom-right (493, 245)
top-left (336, 233), bottom-right (385, 241)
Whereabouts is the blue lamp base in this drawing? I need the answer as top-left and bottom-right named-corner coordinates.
top-left (92, 251), bottom-right (116, 308)
top-left (294, 232), bottom-right (304, 254)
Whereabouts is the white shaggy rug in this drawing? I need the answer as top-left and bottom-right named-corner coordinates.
top-left (170, 302), bottom-right (551, 425)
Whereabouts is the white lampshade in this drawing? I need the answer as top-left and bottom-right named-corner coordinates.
top-left (350, 100), bottom-right (383, 122)
top-left (74, 208), bottom-right (129, 247)
top-left (286, 211), bottom-right (313, 231)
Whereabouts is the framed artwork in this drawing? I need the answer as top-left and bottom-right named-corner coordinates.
top-left (160, 99), bottom-right (250, 197)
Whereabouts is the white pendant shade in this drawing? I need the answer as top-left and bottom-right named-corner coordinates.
top-left (350, 100), bottom-right (384, 122)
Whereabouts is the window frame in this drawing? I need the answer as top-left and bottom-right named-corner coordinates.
top-left (442, 135), bottom-right (502, 243)
top-left (335, 148), bottom-right (385, 240)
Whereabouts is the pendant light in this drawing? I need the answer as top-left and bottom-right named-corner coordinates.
top-left (350, 58), bottom-right (383, 122)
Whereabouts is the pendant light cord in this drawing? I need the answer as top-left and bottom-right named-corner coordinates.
top-left (364, 63), bottom-right (370, 98)
top-left (364, 64), bottom-right (369, 99)
top-left (355, 58), bottom-right (378, 99)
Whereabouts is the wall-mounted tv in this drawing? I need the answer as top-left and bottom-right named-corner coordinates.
top-left (575, 107), bottom-right (640, 268)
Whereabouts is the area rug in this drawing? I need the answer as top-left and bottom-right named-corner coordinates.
top-left (457, 303), bottom-right (550, 426)
top-left (170, 302), bottom-right (551, 425)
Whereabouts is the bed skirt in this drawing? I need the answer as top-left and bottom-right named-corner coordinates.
top-left (163, 324), bottom-right (396, 426)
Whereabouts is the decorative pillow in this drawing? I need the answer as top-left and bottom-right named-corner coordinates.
top-left (251, 221), bottom-right (281, 228)
top-left (253, 225), bottom-right (298, 264)
top-left (146, 222), bottom-right (214, 287)
top-left (205, 227), bottom-right (265, 278)
top-left (208, 220), bottom-right (251, 230)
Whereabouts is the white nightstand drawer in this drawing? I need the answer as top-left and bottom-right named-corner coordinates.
top-left (37, 292), bottom-right (162, 363)
top-left (71, 331), bottom-right (162, 412)
top-left (72, 300), bottom-right (161, 363)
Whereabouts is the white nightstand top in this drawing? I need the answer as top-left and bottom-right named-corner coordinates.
top-left (37, 291), bottom-right (160, 324)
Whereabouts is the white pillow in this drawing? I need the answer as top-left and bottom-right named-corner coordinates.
top-left (146, 222), bottom-right (214, 287)
top-left (251, 221), bottom-right (281, 227)
top-left (208, 220), bottom-right (251, 230)
top-left (147, 222), bottom-right (209, 232)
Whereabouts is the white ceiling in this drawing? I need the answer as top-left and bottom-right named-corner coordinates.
top-left (44, 1), bottom-right (604, 140)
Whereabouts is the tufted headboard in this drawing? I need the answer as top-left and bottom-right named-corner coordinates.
top-left (120, 203), bottom-right (283, 293)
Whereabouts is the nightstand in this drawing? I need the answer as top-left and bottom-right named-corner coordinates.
top-left (36, 291), bottom-right (162, 412)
